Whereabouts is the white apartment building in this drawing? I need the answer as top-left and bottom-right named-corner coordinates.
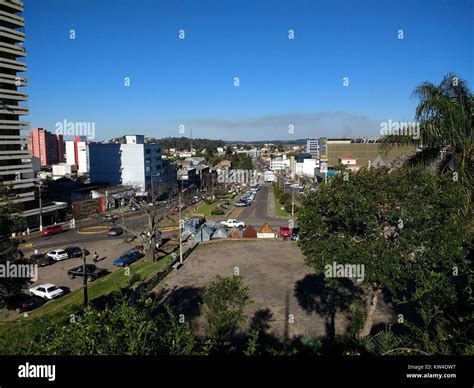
top-left (65, 136), bottom-right (89, 174)
top-left (295, 158), bottom-right (318, 177)
top-left (306, 138), bottom-right (320, 158)
top-left (270, 156), bottom-right (290, 171)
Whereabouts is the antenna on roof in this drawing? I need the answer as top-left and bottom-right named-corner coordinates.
top-left (190, 128), bottom-right (193, 153)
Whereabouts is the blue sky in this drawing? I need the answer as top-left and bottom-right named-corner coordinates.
top-left (24, 0), bottom-right (472, 141)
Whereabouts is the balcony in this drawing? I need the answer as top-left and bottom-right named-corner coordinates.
top-left (0, 162), bottom-right (33, 174)
top-left (0, 41), bottom-right (25, 57)
top-left (0, 134), bottom-right (28, 145)
top-left (0, 88), bottom-right (28, 101)
top-left (0, 25), bottom-right (25, 42)
top-left (0, 9), bottom-right (24, 27)
top-left (0, 0), bottom-right (24, 12)
top-left (0, 119), bottom-right (29, 130)
top-left (0, 104), bottom-right (28, 115)
top-left (0, 149), bottom-right (30, 159)
top-left (0, 57), bottom-right (26, 72)
top-left (0, 73), bottom-right (27, 86)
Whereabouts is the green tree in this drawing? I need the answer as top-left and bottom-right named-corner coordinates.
top-left (381, 73), bottom-right (473, 200)
top-left (27, 299), bottom-right (159, 355)
top-left (298, 167), bottom-right (469, 338)
top-left (202, 275), bottom-right (251, 342)
top-left (0, 188), bottom-right (32, 305)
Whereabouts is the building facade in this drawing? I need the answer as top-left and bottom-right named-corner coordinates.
top-left (0, 0), bottom-right (36, 208)
top-left (89, 135), bottom-right (163, 191)
top-left (65, 135), bottom-right (89, 174)
top-left (28, 127), bottom-right (65, 167)
top-left (306, 138), bottom-right (320, 158)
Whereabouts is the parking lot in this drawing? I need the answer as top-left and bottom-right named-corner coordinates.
top-left (152, 239), bottom-right (393, 341)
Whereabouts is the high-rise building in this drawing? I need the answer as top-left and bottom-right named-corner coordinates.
top-left (306, 138), bottom-right (320, 158)
top-left (65, 136), bottom-right (89, 174)
top-left (28, 127), bottom-right (65, 167)
top-left (0, 0), bottom-right (35, 207)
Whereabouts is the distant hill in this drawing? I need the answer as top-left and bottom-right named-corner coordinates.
top-left (107, 136), bottom-right (307, 150)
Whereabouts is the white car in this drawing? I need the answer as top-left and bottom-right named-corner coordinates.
top-left (29, 283), bottom-right (64, 300)
top-left (46, 249), bottom-right (69, 261)
top-left (220, 219), bottom-right (246, 228)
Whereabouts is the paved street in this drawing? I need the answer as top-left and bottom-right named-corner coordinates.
top-left (225, 184), bottom-right (292, 229)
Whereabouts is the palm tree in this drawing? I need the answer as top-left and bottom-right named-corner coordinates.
top-left (381, 73), bottom-right (473, 198)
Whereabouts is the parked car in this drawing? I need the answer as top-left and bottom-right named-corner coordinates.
top-left (279, 226), bottom-right (291, 239)
top-left (185, 199), bottom-right (194, 206)
top-left (29, 283), bottom-right (64, 300)
top-left (234, 201), bottom-right (249, 207)
top-left (221, 219), bottom-right (246, 228)
top-left (11, 293), bottom-right (46, 313)
top-left (64, 246), bottom-right (87, 258)
top-left (113, 249), bottom-right (143, 267)
top-left (130, 204), bottom-right (140, 211)
top-left (46, 249), bottom-right (69, 261)
top-left (108, 226), bottom-right (123, 236)
top-left (40, 225), bottom-right (63, 236)
top-left (28, 254), bottom-right (53, 267)
top-left (102, 214), bottom-right (117, 222)
top-left (67, 264), bottom-right (107, 282)
top-left (291, 227), bottom-right (300, 241)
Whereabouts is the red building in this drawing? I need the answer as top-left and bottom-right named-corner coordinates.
top-left (28, 128), bottom-right (65, 167)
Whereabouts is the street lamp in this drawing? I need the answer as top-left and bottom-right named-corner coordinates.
top-left (178, 179), bottom-right (187, 264)
top-left (35, 180), bottom-right (44, 231)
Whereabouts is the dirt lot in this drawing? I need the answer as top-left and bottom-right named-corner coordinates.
top-left (153, 239), bottom-right (394, 341)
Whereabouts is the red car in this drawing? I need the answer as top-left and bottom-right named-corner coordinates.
top-left (279, 226), bottom-right (291, 239)
top-left (40, 225), bottom-right (63, 236)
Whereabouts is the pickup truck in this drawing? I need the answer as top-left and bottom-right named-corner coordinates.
top-left (67, 264), bottom-right (107, 282)
top-left (220, 219), bottom-right (245, 228)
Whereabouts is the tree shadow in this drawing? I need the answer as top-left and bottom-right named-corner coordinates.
top-left (294, 274), bottom-right (363, 340)
top-left (151, 285), bottom-right (203, 320)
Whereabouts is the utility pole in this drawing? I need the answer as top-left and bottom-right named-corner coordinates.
top-left (82, 247), bottom-right (88, 307)
top-left (149, 177), bottom-right (156, 262)
top-left (291, 186), bottom-right (295, 216)
top-left (38, 181), bottom-right (43, 231)
top-left (178, 180), bottom-right (184, 264)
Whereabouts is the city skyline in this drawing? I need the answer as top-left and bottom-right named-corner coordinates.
top-left (24, 0), bottom-right (473, 141)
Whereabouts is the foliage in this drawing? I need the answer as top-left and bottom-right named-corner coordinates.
top-left (298, 166), bottom-right (470, 339)
top-left (27, 299), bottom-right (160, 355)
top-left (380, 73), bottom-right (473, 203)
top-left (156, 304), bottom-right (197, 355)
top-left (202, 275), bottom-right (251, 341)
top-left (0, 189), bottom-right (32, 304)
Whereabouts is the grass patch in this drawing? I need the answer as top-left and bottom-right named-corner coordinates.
top-left (191, 202), bottom-right (219, 217)
top-left (0, 254), bottom-right (173, 336)
top-left (274, 195), bottom-right (292, 217)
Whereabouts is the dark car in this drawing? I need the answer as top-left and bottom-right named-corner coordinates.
top-left (28, 254), bottom-right (53, 267)
top-left (102, 214), bottom-right (117, 222)
top-left (64, 246), bottom-right (88, 258)
top-left (108, 227), bottom-right (123, 236)
top-left (291, 227), bottom-right (300, 241)
top-left (113, 249), bottom-right (143, 267)
top-left (10, 293), bottom-right (46, 313)
top-left (67, 264), bottom-right (107, 282)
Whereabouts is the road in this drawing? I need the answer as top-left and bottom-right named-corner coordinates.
top-left (230, 184), bottom-right (292, 229)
